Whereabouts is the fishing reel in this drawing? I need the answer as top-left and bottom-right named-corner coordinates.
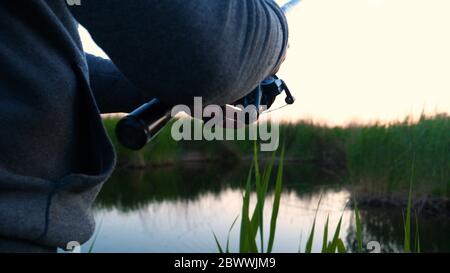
top-left (116, 75), bottom-right (295, 150)
top-left (233, 75), bottom-right (295, 117)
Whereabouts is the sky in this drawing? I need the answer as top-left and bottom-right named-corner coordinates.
top-left (80, 0), bottom-right (450, 126)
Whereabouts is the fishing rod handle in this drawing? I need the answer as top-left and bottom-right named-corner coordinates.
top-left (115, 99), bottom-right (172, 150)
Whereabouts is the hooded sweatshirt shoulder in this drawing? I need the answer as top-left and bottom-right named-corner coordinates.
top-left (0, 0), bottom-right (115, 249)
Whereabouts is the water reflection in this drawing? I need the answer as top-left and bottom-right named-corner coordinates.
top-left (83, 163), bottom-right (450, 253)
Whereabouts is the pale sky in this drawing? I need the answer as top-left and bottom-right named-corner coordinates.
top-left (80, 0), bottom-right (450, 126)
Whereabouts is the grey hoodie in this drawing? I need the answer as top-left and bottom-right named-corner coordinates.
top-left (0, 0), bottom-right (287, 251)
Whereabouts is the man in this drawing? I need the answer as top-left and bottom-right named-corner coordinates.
top-left (0, 0), bottom-right (288, 252)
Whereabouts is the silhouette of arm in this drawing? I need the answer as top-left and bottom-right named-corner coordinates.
top-left (86, 54), bottom-right (146, 113)
top-left (72, 0), bottom-right (288, 106)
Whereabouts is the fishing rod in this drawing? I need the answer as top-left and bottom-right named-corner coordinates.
top-left (116, 0), bottom-right (301, 150)
top-left (282, 0), bottom-right (301, 13)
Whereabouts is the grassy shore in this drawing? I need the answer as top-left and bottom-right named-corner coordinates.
top-left (102, 114), bottom-right (450, 201)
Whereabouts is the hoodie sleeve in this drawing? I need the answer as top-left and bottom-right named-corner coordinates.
top-left (86, 54), bottom-right (146, 113)
top-left (70, 0), bottom-right (288, 106)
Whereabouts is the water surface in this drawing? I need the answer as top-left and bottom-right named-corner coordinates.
top-left (82, 163), bottom-right (450, 253)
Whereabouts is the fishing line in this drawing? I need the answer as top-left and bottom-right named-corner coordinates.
top-left (260, 103), bottom-right (291, 115)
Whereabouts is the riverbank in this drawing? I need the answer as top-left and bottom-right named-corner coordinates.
top-left (102, 114), bottom-right (450, 214)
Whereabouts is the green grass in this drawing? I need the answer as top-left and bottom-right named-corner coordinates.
top-left (212, 142), bottom-right (422, 253)
top-left (214, 142), bottom-right (285, 253)
top-left (403, 153), bottom-right (421, 253)
top-left (303, 198), bottom-right (346, 253)
top-left (211, 145), bottom-right (350, 253)
top-left (103, 114), bottom-right (450, 200)
top-left (101, 114), bottom-right (445, 253)
top-left (346, 114), bottom-right (450, 198)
